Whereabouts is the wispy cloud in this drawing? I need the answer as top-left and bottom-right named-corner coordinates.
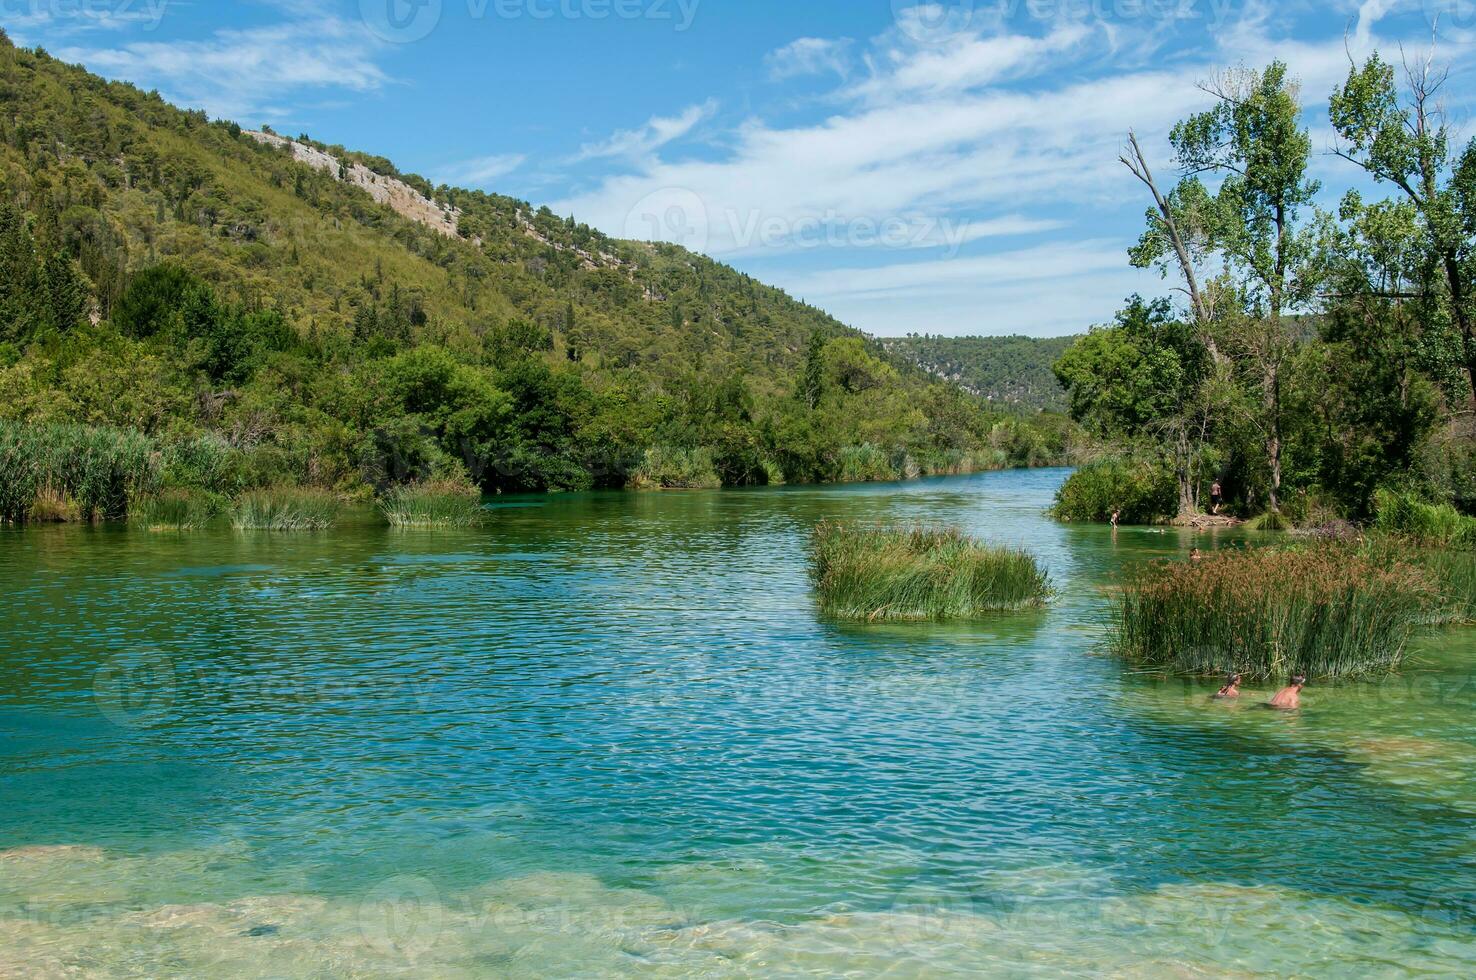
top-left (573, 100), bottom-right (718, 162)
top-left (766, 37), bottom-right (854, 81)
top-left (555, 2), bottom-right (1476, 336)
top-left (54, 15), bottom-right (387, 123)
top-left (434, 153), bottom-right (526, 189)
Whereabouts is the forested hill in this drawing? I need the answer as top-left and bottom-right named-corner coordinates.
top-left (0, 32), bottom-right (1075, 496)
top-left (881, 335), bottom-right (1076, 413)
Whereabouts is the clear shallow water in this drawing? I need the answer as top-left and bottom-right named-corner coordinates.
top-left (2, 467), bottom-right (1474, 977)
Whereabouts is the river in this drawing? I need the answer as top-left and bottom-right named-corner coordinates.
top-left (2, 467), bottom-right (1473, 976)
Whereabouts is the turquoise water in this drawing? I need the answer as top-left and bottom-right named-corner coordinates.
top-left (2, 467), bottom-right (1474, 976)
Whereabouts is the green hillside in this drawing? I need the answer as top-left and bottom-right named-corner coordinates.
top-left (881, 334), bottom-right (1076, 413)
top-left (0, 32), bottom-right (1076, 505)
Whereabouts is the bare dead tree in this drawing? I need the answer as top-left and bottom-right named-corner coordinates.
top-left (1120, 130), bottom-right (1215, 330)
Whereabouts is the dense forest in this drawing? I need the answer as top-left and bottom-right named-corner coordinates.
top-left (0, 30), bottom-right (1077, 519)
top-left (1051, 57), bottom-right (1476, 528)
top-left (882, 334), bottom-right (1076, 413)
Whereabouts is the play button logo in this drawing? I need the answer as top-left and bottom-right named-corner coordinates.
top-left (361, 0), bottom-right (444, 44)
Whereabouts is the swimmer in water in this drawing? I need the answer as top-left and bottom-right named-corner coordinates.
top-left (1214, 673), bottom-right (1242, 699)
top-left (1268, 675), bottom-right (1306, 710)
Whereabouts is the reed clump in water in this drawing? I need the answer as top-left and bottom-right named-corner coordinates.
top-left (1116, 547), bottom-right (1434, 680)
top-left (130, 489), bottom-right (222, 531)
top-left (1360, 537), bottom-right (1476, 626)
top-left (379, 479), bottom-right (486, 527)
top-left (231, 487), bottom-right (342, 531)
top-left (628, 446), bottom-right (723, 490)
top-left (811, 522), bottom-right (1051, 622)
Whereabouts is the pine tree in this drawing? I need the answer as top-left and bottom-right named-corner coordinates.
top-left (42, 251), bottom-right (89, 331)
top-left (802, 330), bottom-right (827, 410)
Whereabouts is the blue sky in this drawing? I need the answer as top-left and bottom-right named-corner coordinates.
top-left (7, 0), bottom-right (1476, 336)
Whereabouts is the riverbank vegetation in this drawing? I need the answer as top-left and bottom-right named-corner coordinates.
top-left (810, 522), bottom-right (1050, 622)
top-left (379, 478), bottom-right (485, 528)
top-left (231, 488), bottom-right (342, 531)
top-left (0, 34), bottom-right (1079, 518)
top-left (1051, 54), bottom-right (1475, 536)
top-left (1117, 548), bottom-right (1435, 679)
top-left (129, 489), bottom-right (220, 531)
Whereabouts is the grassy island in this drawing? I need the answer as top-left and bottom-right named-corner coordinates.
top-left (1115, 548), bottom-right (1436, 680)
top-left (379, 479), bottom-right (487, 528)
top-left (231, 488), bottom-right (343, 531)
top-left (810, 522), bottom-right (1050, 622)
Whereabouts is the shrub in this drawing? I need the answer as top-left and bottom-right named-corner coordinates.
top-left (160, 434), bottom-right (245, 497)
top-left (629, 446), bottom-right (722, 490)
top-left (231, 487), bottom-right (341, 530)
top-left (379, 478), bottom-right (485, 527)
top-left (834, 443), bottom-right (900, 484)
top-left (29, 485), bottom-right (80, 523)
top-left (811, 522), bottom-right (1051, 622)
top-left (1245, 510), bottom-right (1291, 532)
top-left (1052, 457), bottom-right (1178, 525)
top-left (1372, 488), bottom-right (1476, 547)
top-left (1115, 547), bottom-right (1434, 680)
top-left (130, 489), bottom-right (221, 531)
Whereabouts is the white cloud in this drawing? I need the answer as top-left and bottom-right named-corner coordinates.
top-left (54, 16), bottom-right (387, 123)
top-left (554, 6), bottom-right (1476, 336)
top-left (573, 100), bottom-right (718, 162)
top-left (766, 37), bottom-right (854, 81)
top-left (433, 154), bottom-right (526, 189)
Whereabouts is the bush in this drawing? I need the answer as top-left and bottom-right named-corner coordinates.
top-left (231, 487), bottom-right (341, 530)
top-left (811, 522), bottom-right (1051, 622)
top-left (834, 443), bottom-right (900, 484)
top-left (1052, 457), bottom-right (1178, 525)
top-left (1372, 488), bottom-right (1476, 547)
top-left (1245, 510), bottom-right (1291, 532)
top-left (629, 446), bottom-right (722, 490)
top-left (1116, 547), bottom-right (1435, 680)
top-left (131, 489), bottom-right (222, 530)
top-left (379, 478), bottom-right (485, 527)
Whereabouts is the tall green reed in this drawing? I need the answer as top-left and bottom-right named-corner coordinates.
top-left (379, 479), bottom-right (486, 528)
top-left (130, 489), bottom-right (222, 531)
top-left (1115, 547), bottom-right (1435, 680)
top-left (811, 522), bottom-right (1050, 622)
top-left (231, 487), bottom-right (342, 531)
top-left (0, 421), bottom-right (158, 523)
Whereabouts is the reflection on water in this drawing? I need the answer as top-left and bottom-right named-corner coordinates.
top-left (2, 469), bottom-right (1474, 976)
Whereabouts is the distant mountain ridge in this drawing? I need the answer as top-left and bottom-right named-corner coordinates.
top-left (881, 334), bottom-right (1076, 413)
top-left (0, 32), bottom-right (1077, 493)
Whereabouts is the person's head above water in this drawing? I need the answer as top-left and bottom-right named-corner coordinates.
top-left (1290, 675), bottom-right (1306, 688)
top-left (1227, 673), bottom-right (1242, 685)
